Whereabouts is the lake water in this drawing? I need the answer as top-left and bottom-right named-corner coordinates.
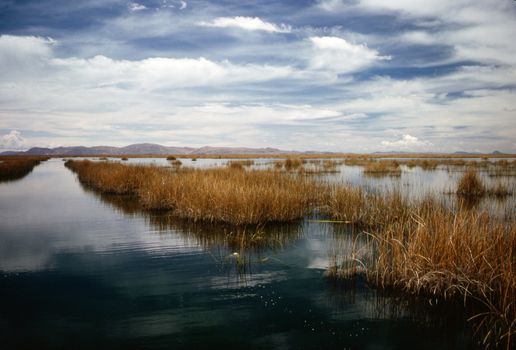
top-left (0, 159), bottom-right (499, 349)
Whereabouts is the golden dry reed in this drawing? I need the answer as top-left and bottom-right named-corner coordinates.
top-left (65, 160), bottom-right (319, 225)
top-left (363, 160), bottom-right (402, 177)
top-left (0, 156), bottom-right (49, 182)
top-left (326, 189), bottom-right (515, 349)
top-left (65, 159), bottom-right (515, 346)
top-left (457, 169), bottom-right (510, 197)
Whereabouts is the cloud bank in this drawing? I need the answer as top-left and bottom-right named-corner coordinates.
top-left (0, 0), bottom-right (514, 152)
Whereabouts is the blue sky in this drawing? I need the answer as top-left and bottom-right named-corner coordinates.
top-left (0, 0), bottom-right (515, 152)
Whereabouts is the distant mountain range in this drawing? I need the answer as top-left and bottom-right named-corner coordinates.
top-left (0, 143), bottom-right (293, 156)
top-left (1, 144), bottom-right (511, 157)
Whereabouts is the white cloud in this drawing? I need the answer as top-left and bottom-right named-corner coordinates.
top-left (0, 29), bottom-right (515, 152)
top-left (320, 0), bottom-right (516, 67)
top-left (198, 16), bottom-right (291, 33)
top-left (179, 1), bottom-right (187, 10)
top-left (309, 36), bottom-right (390, 74)
top-left (128, 2), bottom-right (146, 11)
top-left (381, 134), bottom-right (432, 149)
top-left (0, 35), bottom-right (296, 90)
top-left (0, 130), bottom-right (27, 150)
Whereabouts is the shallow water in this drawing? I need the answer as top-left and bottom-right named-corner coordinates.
top-left (0, 159), bottom-right (497, 349)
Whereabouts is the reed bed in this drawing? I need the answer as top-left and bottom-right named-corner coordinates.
top-left (326, 189), bottom-right (515, 348)
top-left (65, 160), bottom-right (320, 225)
top-left (457, 169), bottom-right (511, 197)
top-left (363, 160), bottom-right (402, 177)
top-left (403, 159), bottom-right (439, 170)
top-left (325, 186), bottom-right (410, 228)
top-left (371, 206), bottom-right (515, 349)
top-left (0, 156), bottom-right (49, 182)
top-left (65, 158), bottom-right (515, 345)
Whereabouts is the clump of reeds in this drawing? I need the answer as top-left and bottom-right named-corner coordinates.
top-left (371, 206), bottom-right (515, 348)
top-left (284, 157), bottom-right (304, 171)
top-left (121, 157), bottom-right (128, 161)
top-left (66, 160), bottom-right (320, 225)
top-left (344, 157), bottom-right (372, 167)
top-left (403, 159), bottom-right (438, 170)
top-left (227, 161), bottom-right (244, 170)
top-left (169, 160), bottom-right (182, 169)
top-left (457, 169), bottom-right (485, 196)
top-left (325, 186), bottom-right (409, 227)
top-left (456, 169), bottom-right (512, 198)
top-left (65, 160), bottom-right (160, 195)
top-left (322, 160), bottom-right (339, 172)
top-left (166, 155), bottom-right (176, 161)
top-left (228, 160), bottom-right (254, 168)
top-left (363, 160), bottom-right (401, 177)
top-left (0, 156), bottom-right (49, 182)
top-left (326, 189), bottom-right (515, 348)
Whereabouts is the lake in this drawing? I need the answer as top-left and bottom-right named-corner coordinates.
top-left (0, 158), bottom-right (502, 349)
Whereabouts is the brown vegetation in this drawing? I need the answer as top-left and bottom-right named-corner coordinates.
top-left (372, 206), bottom-right (514, 349)
top-left (0, 156), bottom-right (49, 182)
top-left (228, 159), bottom-right (255, 169)
top-left (363, 160), bottom-right (402, 177)
top-left (326, 190), bottom-right (515, 348)
top-left (65, 160), bottom-right (320, 225)
top-left (457, 169), bottom-right (511, 197)
top-left (457, 169), bottom-right (485, 196)
top-left (64, 158), bottom-right (515, 346)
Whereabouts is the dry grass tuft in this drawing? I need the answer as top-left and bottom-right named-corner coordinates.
top-left (284, 157), bottom-right (304, 171)
top-left (228, 160), bottom-right (254, 169)
top-left (457, 169), bottom-right (485, 196)
top-left (363, 160), bottom-right (402, 177)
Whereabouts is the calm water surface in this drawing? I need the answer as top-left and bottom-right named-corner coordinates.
top-left (0, 159), bottom-right (481, 349)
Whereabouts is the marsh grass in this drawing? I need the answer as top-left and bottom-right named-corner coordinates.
top-left (284, 157), bottom-right (304, 171)
top-left (457, 169), bottom-right (485, 196)
top-left (325, 186), bottom-right (410, 228)
top-left (170, 159), bottom-right (182, 167)
top-left (326, 190), bottom-right (515, 348)
top-left (0, 156), bottom-right (49, 182)
top-left (66, 160), bottom-right (320, 225)
top-left (403, 159), bottom-right (439, 170)
top-left (371, 206), bottom-right (515, 349)
top-left (457, 169), bottom-right (512, 198)
top-left (363, 160), bottom-right (402, 177)
top-left (65, 158), bottom-right (515, 346)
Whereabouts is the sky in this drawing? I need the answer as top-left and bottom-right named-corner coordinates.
top-left (0, 0), bottom-right (515, 153)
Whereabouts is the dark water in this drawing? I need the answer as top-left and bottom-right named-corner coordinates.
top-left (0, 160), bottom-right (478, 349)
